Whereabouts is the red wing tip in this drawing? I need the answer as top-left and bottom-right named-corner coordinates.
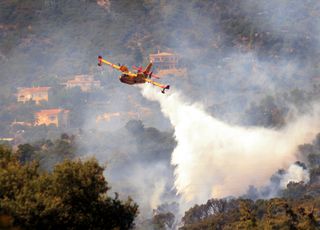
top-left (98, 56), bottom-right (102, 66)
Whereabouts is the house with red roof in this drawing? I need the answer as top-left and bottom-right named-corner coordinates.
top-left (34, 109), bottom-right (69, 127)
top-left (64, 75), bottom-right (101, 92)
top-left (17, 87), bottom-right (50, 105)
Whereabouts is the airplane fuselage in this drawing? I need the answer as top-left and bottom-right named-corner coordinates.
top-left (98, 56), bottom-right (169, 93)
top-left (119, 73), bottom-right (146, 85)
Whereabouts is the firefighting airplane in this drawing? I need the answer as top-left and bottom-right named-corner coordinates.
top-left (98, 56), bottom-right (170, 93)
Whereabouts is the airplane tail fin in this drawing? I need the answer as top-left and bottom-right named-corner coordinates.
top-left (143, 62), bottom-right (153, 74)
top-left (161, 85), bottom-right (170, 94)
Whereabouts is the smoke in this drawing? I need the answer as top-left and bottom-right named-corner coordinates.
top-left (79, 119), bottom-right (177, 217)
top-left (279, 163), bottom-right (309, 188)
top-left (150, 178), bottom-right (166, 209)
top-left (2, 0), bottom-right (320, 222)
top-left (141, 85), bottom-right (320, 205)
top-left (105, 161), bottom-right (174, 215)
top-left (244, 161), bottom-right (309, 200)
top-left (239, 0), bottom-right (320, 40)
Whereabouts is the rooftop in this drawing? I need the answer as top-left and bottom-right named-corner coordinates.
top-left (35, 109), bottom-right (68, 116)
top-left (150, 52), bottom-right (176, 56)
top-left (66, 75), bottom-right (98, 84)
top-left (18, 87), bottom-right (51, 94)
top-left (67, 79), bottom-right (99, 84)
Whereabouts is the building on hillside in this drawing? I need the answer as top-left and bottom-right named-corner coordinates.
top-left (149, 51), bottom-right (186, 77)
top-left (34, 109), bottom-right (69, 128)
top-left (64, 75), bottom-right (101, 92)
top-left (0, 137), bottom-right (14, 143)
top-left (11, 120), bottom-right (33, 127)
top-left (17, 87), bottom-right (50, 105)
top-left (0, 24), bottom-right (17, 31)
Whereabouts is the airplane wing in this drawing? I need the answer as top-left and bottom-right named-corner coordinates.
top-left (144, 78), bottom-right (170, 93)
top-left (98, 56), bottom-right (136, 77)
top-left (132, 65), bottom-right (143, 72)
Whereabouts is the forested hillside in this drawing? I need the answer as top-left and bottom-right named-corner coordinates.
top-left (1, 0), bottom-right (319, 138)
top-left (1, 0), bottom-right (320, 229)
top-left (1, 0), bottom-right (318, 86)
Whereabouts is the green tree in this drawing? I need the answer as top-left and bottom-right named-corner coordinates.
top-left (236, 199), bottom-right (257, 229)
top-left (152, 212), bottom-right (175, 230)
top-left (16, 143), bottom-right (35, 164)
top-left (0, 145), bottom-right (138, 229)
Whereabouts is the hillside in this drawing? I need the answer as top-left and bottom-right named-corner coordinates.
top-left (0, 0), bottom-right (318, 85)
top-left (1, 0), bottom-right (320, 229)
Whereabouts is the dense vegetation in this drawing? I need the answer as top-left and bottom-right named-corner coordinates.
top-left (180, 198), bottom-right (319, 229)
top-left (0, 144), bottom-right (138, 230)
top-left (3, 133), bottom-right (320, 229)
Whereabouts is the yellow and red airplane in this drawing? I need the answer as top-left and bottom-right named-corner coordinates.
top-left (98, 56), bottom-right (170, 93)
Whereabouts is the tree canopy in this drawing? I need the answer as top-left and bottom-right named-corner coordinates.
top-left (0, 145), bottom-right (138, 230)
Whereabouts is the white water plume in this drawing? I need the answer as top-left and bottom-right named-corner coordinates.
top-left (141, 85), bottom-right (320, 204)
